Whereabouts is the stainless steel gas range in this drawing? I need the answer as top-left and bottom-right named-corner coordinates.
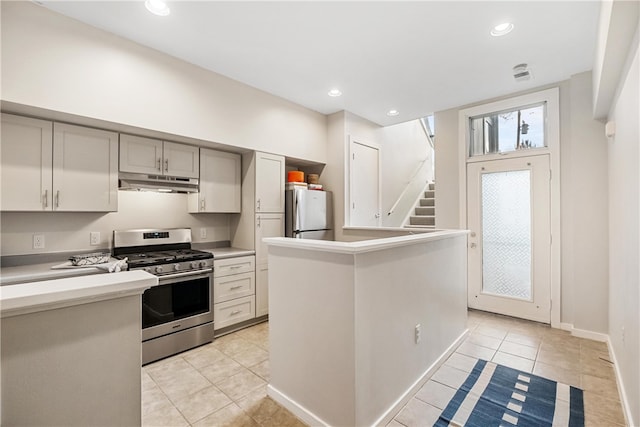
top-left (113, 228), bottom-right (214, 365)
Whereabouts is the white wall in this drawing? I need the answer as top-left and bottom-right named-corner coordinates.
top-left (434, 76), bottom-right (609, 334)
top-left (0, 2), bottom-right (327, 163)
top-left (0, 192), bottom-right (230, 256)
top-left (607, 36), bottom-right (639, 427)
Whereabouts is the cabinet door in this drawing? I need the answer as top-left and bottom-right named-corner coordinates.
top-left (53, 123), bottom-right (118, 212)
top-left (255, 265), bottom-right (269, 317)
top-left (214, 295), bottom-right (255, 330)
top-left (1, 114), bottom-right (53, 211)
top-left (196, 149), bottom-right (241, 213)
top-left (255, 213), bottom-right (284, 265)
top-left (255, 213), bottom-right (284, 316)
top-left (119, 134), bottom-right (163, 175)
top-left (163, 141), bottom-right (199, 178)
top-left (255, 152), bottom-right (285, 213)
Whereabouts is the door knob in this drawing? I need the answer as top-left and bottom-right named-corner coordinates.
top-left (470, 232), bottom-right (476, 238)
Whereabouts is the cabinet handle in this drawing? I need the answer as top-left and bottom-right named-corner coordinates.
top-left (43, 190), bottom-right (48, 208)
top-left (257, 216), bottom-right (261, 228)
top-left (201, 199), bottom-right (205, 211)
top-left (164, 158), bottom-right (169, 172)
top-left (230, 310), bottom-right (242, 316)
top-left (55, 190), bottom-right (60, 208)
top-left (229, 285), bottom-right (242, 290)
top-left (256, 198), bottom-right (261, 211)
top-left (157, 158), bottom-right (161, 171)
top-left (230, 265), bottom-right (242, 269)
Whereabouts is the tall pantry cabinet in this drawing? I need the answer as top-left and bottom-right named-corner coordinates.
top-left (231, 152), bottom-right (285, 317)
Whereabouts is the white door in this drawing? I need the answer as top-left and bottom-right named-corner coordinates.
top-left (349, 140), bottom-right (380, 226)
top-left (467, 155), bottom-right (551, 323)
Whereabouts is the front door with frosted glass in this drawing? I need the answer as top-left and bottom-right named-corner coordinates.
top-left (467, 155), bottom-right (551, 323)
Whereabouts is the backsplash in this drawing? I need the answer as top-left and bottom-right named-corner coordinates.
top-left (0, 191), bottom-right (231, 256)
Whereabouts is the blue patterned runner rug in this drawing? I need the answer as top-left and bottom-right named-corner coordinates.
top-left (434, 359), bottom-right (584, 427)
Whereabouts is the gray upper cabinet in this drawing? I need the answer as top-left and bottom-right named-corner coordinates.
top-left (119, 134), bottom-right (199, 178)
top-left (1, 114), bottom-right (118, 212)
top-left (189, 148), bottom-right (241, 213)
top-left (1, 114), bottom-right (53, 211)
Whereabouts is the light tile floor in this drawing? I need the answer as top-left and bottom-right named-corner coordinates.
top-left (142, 310), bottom-right (627, 426)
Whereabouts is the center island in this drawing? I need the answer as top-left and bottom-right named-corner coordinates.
top-left (263, 229), bottom-right (469, 427)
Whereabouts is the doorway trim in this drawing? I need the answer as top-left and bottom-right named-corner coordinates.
top-left (457, 87), bottom-right (561, 327)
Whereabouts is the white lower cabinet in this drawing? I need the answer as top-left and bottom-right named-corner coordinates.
top-left (255, 213), bottom-right (284, 316)
top-left (214, 296), bottom-right (255, 330)
top-left (213, 255), bottom-right (255, 331)
top-left (255, 264), bottom-right (269, 317)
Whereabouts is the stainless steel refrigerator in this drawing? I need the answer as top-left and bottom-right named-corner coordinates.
top-left (285, 188), bottom-right (334, 240)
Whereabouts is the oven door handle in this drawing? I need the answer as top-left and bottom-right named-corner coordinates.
top-left (156, 268), bottom-right (213, 284)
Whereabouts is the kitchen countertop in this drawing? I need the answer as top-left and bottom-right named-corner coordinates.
top-left (0, 248), bottom-right (254, 286)
top-left (0, 270), bottom-right (157, 318)
top-left (0, 259), bottom-right (119, 287)
top-left (202, 247), bottom-right (255, 259)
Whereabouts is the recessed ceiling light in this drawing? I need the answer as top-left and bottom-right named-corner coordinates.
top-left (387, 110), bottom-right (399, 117)
top-left (491, 22), bottom-right (513, 37)
top-left (328, 89), bottom-right (342, 97)
top-left (145, 0), bottom-right (170, 16)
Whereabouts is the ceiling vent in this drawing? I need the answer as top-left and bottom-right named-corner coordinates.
top-left (513, 63), bottom-right (531, 82)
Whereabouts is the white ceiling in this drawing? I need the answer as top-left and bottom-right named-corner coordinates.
top-left (38, 1), bottom-right (601, 126)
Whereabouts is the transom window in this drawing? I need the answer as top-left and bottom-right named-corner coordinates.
top-left (469, 103), bottom-right (546, 157)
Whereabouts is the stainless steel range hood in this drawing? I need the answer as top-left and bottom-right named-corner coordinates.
top-left (118, 173), bottom-right (199, 193)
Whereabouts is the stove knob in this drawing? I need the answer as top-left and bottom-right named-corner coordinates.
top-left (174, 263), bottom-right (181, 271)
top-left (143, 267), bottom-right (151, 273)
top-left (199, 261), bottom-right (208, 268)
top-left (191, 261), bottom-right (199, 269)
top-left (155, 266), bottom-right (164, 274)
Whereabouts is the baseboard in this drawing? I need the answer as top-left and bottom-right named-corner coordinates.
top-left (559, 322), bottom-right (608, 342)
top-left (267, 328), bottom-right (470, 427)
top-left (606, 337), bottom-right (635, 427)
top-left (371, 328), bottom-right (470, 427)
top-left (267, 384), bottom-right (330, 427)
top-left (559, 322), bottom-right (573, 332)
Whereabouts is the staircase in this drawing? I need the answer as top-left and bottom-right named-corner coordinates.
top-left (407, 182), bottom-right (435, 227)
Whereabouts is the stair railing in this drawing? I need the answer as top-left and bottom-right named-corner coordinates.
top-left (419, 117), bottom-right (435, 150)
top-left (387, 158), bottom-right (428, 217)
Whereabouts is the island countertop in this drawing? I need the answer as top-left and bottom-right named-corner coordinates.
top-left (263, 229), bottom-right (469, 254)
top-left (0, 270), bottom-right (157, 318)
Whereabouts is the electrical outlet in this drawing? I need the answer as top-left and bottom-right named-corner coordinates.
top-left (33, 234), bottom-right (45, 249)
top-left (200, 228), bottom-right (207, 239)
top-left (90, 232), bottom-right (100, 246)
top-left (415, 324), bottom-right (421, 344)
